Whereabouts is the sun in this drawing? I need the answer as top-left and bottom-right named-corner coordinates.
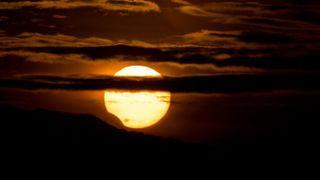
top-left (104, 66), bottom-right (171, 129)
top-left (114, 65), bottom-right (161, 77)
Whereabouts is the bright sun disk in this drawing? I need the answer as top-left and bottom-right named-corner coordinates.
top-left (104, 66), bottom-right (171, 129)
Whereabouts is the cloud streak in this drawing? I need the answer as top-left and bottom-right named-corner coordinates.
top-left (1, 31), bottom-right (320, 72)
top-left (175, 0), bottom-right (320, 33)
top-left (0, 0), bottom-right (160, 13)
top-left (0, 32), bottom-right (114, 48)
top-left (1, 74), bottom-right (319, 93)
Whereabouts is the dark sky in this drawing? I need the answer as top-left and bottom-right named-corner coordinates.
top-left (0, 0), bottom-right (319, 143)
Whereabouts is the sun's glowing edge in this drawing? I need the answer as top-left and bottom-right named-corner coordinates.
top-left (114, 65), bottom-right (162, 77)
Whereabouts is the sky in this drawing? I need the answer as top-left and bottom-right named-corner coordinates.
top-left (0, 0), bottom-right (319, 144)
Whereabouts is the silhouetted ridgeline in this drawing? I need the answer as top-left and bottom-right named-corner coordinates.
top-left (0, 105), bottom-right (189, 151)
top-left (0, 105), bottom-right (289, 164)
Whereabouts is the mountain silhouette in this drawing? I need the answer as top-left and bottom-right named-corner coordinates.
top-left (0, 105), bottom-right (289, 164)
top-left (0, 105), bottom-right (189, 151)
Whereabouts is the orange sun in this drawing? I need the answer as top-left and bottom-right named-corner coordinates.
top-left (104, 66), bottom-right (171, 128)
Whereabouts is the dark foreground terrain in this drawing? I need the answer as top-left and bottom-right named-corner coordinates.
top-left (0, 105), bottom-right (290, 166)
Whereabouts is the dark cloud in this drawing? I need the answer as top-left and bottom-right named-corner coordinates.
top-left (238, 31), bottom-right (296, 44)
top-left (1, 74), bottom-right (319, 93)
top-left (2, 43), bottom-right (320, 71)
top-left (0, 15), bottom-right (9, 21)
top-left (240, 17), bottom-right (301, 28)
top-left (0, 29), bottom-right (319, 75)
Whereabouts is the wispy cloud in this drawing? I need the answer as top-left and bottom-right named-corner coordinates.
top-left (179, 29), bottom-right (315, 47)
top-left (0, 51), bottom-right (87, 64)
top-left (179, 5), bottom-right (215, 17)
top-left (0, 32), bottom-right (114, 48)
top-left (171, 0), bottom-right (191, 6)
top-left (52, 14), bottom-right (67, 19)
top-left (179, 30), bottom-right (240, 47)
top-left (0, 0), bottom-right (160, 13)
top-left (175, 0), bottom-right (320, 31)
top-left (176, 1), bottom-right (296, 18)
top-left (1, 31), bottom-right (320, 72)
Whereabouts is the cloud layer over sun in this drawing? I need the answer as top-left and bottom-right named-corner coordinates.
top-left (1, 74), bottom-right (319, 93)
